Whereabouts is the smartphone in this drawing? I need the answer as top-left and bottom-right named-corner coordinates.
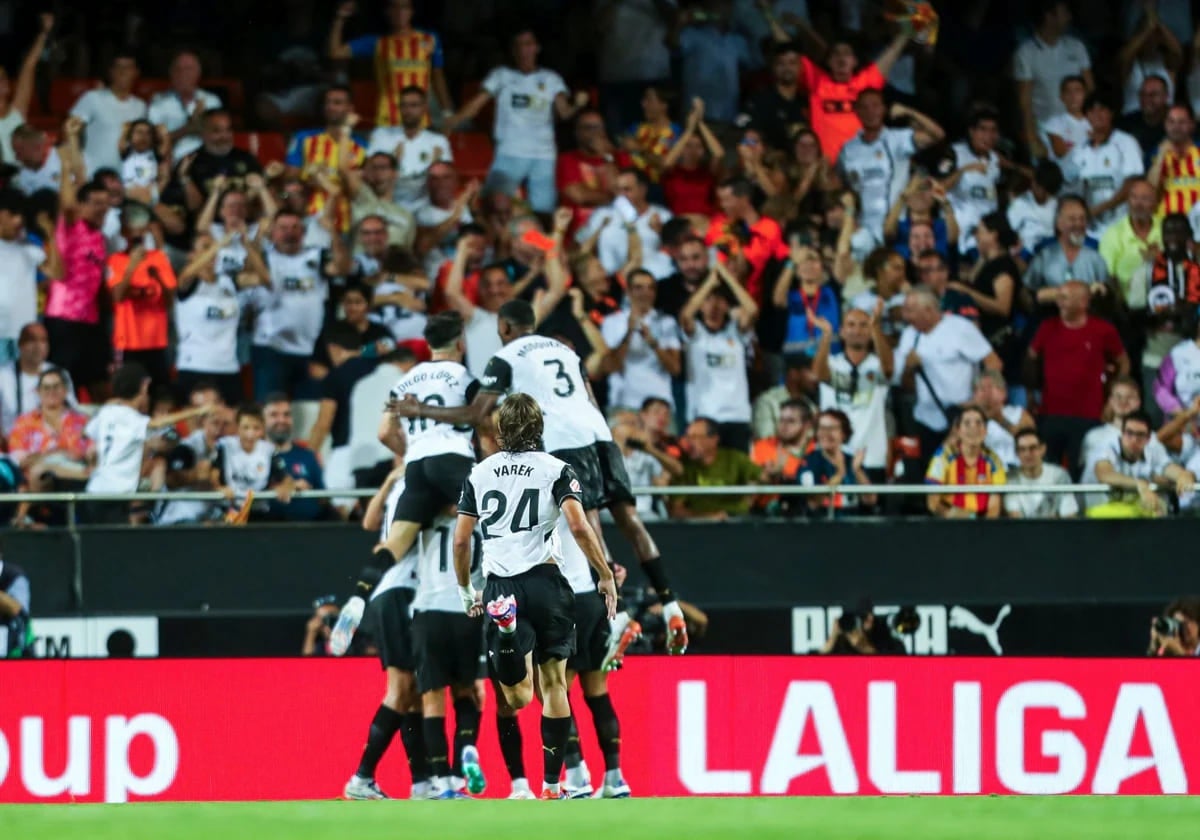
top-left (613, 194), bottom-right (639, 224)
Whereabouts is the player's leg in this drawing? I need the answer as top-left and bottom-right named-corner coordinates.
top-left (607, 499), bottom-right (688, 656)
top-left (344, 667), bottom-right (415, 800)
top-left (494, 687), bottom-right (535, 798)
top-left (414, 611), bottom-right (471, 799)
top-left (420, 687), bottom-right (465, 798)
top-left (579, 670), bottom-right (630, 798)
top-left (537, 658), bottom-right (574, 799)
top-left (484, 578), bottom-right (536, 710)
top-left (450, 684), bottom-right (485, 794)
top-left (559, 673), bottom-right (593, 799)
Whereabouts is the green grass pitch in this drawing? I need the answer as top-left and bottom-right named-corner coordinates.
top-left (3, 797), bottom-right (1200, 840)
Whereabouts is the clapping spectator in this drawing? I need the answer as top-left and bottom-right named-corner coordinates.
top-left (679, 261), bottom-right (760, 452)
top-left (286, 87), bottom-right (366, 237)
top-left (670, 417), bottom-right (762, 520)
top-left (343, 155), bottom-right (417, 250)
top-left (119, 120), bottom-right (170, 206)
top-left (0, 191), bottom-right (61, 364)
top-left (925, 405), bottom-right (1007, 519)
top-left (148, 50), bottom-right (223, 164)
top-left (1005, 427), bottom-right (1079, 518)
top-left (610, 411), bottom-right (683, 521)
top-left (107, 206), bottom-right (178, 391)
top-left (0, 324), bottom-right (76, 438)
top-left (601, 269), bottom-right (681, 412)
top-left (1027, 280), bottom-right (1130, 472)
top-left (414, 163), bottom-right (477, 280)
top-left (813, 306), bottom-right (892, 471)
top-left (577, 168), bottom-right (672, 276)
top-left (771, 242), bottom-right (840, 358)
top-left (661, 99), bottom-right (725, 222)
top-left (69, 53), bottom-right (148, 175)
top-left (1013, 0), bottom-right (1093, 160)
top-left (366, 86), bottom-right (451, 210)
top-left (751, 398), bottom-right (813, 510)
top-left (619, 86), bottom-right (681, 186)
top-left (798, 408), bottom-right (875, 516)
top-left (1118, 6), bottom-right (1181, 117)
top-left (448, 29), bottom-right (588, 215)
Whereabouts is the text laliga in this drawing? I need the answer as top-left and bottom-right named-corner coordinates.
top-left (677, 680), bottom-right (1188, 795)
top-left (0, 715), bottom-right (179, 803)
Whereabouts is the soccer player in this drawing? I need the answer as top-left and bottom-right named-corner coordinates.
top-left (410, 503), bottom-right (487, 799)
top-left (454, 393), bottom-right (617, 800)
top-left (392, 299), bottom-right (690, 665)
top-left (330, 312), bottom-right (478, 654)
top-left (344, 460), bottom-right (431, 800)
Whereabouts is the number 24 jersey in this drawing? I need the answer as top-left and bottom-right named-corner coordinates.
top-left (458, 450), bottom-right (582, 578)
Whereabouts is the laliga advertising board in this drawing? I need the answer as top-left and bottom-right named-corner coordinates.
top-left (0, 657), bottom-right (1197, 802)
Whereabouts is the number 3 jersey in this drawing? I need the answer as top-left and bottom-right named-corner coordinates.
top-left (480, 335), bottom-right (609, 452)
top-left (458, 450), bottom-right (583, 578)
top-left (389, 360), bottom-right (479, 463)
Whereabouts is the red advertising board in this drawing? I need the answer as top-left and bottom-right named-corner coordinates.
top-left (1, 657), bottom-right (1197, 802)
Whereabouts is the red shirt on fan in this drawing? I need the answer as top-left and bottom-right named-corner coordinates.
top-left (1030, 315), bottom-right (1126, 419)
top-left (662, 163), bottom-right (716, 217)
top-left (802, 56), bottom-right (885, 162)
top-left (556, 149), bottom-right (632, 229)
top-left (704, 213), bottom-right (787, 301)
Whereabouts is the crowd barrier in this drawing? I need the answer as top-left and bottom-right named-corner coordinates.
top-left (1, 657), bottom-right (1195, 802)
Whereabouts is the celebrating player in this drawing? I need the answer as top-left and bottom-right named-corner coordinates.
top-left (392, 298), bottom-right (689, 663)
top-left (330, 311), bottom-right (478, 654)
top-left (343, 460), bottom-right (431, 800)
top-left (454, 393), bottom-right (617, 800)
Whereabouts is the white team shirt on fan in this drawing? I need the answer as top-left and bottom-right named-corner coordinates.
top-left (1007, 192), bottom-right (1057, 254)
top-left (684, 317), bottom-right (753, 424)
top-left (1082, 431), bottom-right (1174, 506)
top-left (85, 403), bottom-right (151, 493)
top-left (836, 127), bottom-right (916, 241)
top-left (121, 150), bottom-right (159, 190)
top-left (147, 89), bottom-right (222, 161)
top-left (389, 360), bottom-right (478, 462)
top-left (601, 308), bottom-right (680, 411)
top-left (250, 246), bottom-right (327, 355)
top-left (1012, 34), bottom-right (1092, 123)
top-left (482, 67), bottom-right (567, 160)
top-left (373, 280), bottom-right (428, 342)
top-left (175, 275), bottom-right (245, 374)
top-left (373, 478), bottom-right (419, 597)
top-left (458, 450), bottom-right (581, 578)
top-left (1062, 130), bottom-right (1144, 238)
top-left (1005, 463), bottom-right (1079, 518)
top-left (985, 405), bottom-right (1027, 468)
top-left (577, 203), bottom-right (674, 276)
top-left (481, 335), bottom-right (607, 451)
top-left (70, 88), bottom-right (148, 174)
top-left (412, 513), bottom-right (484, 612)
top-left (0, 239), bottom-right (44, 343)
top-left (209, 223), bottom-right (261, 278)
top-left (368, 127), bottom-right (453, 208)
top-left (1161, 340), bottom-right (1200, 409)
top-left (554, 516), bottom-right (595, 594)
top-left (892, 314), bottom-right (994, 432)
top-left (13, 147), bottom-right (61, 195)
top-left (818, 351), bottom-right (888, 468)
top-left (0, 362), bottom-right (77, 436)
top-left (1040, 111), bottom-right (1090, 171)
top-left (213, 436), bottom-right (277, 508)
top-left (947, 140), bottom-right (1000, 252)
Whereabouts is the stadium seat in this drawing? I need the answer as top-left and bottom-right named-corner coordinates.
top-left (233, 131), bottom-right (287, 165)
top-left (458, 80), bottom-right (493, 132)
top-left (351, 80), bottom-right (379, 125)
top-left (450, 133), bottom-right (493, 180)
top-left (134, 78), bottom-right (170, 102)
top-left (49, 78), bottom-right (98, 116)
top-left (202, 78), bottom-right (246, 121)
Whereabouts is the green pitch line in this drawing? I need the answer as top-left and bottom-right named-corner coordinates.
top-left (3, 796), bottom-right (1199, 840)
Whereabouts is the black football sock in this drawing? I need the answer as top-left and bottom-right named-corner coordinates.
top-left (640, 556), bottom-right (675, 605)
top-left (541, 715), bottom-right (572, 786)
top-left (496, 712), bottom-right (526, 781)
top-left (562, 713), bottom-right (582, 770)
top-left (584, 693), bottom-right (622, 772)
top-left (422, 715), bottom-right (451, 780)
top-left (353, 548), bottom-right (395, 599)
top-left (452, 697), bottom-right (481, 776)
top-left (399, 712), bottom-right (429, 783)
top-left (355, 705), bottom-right (402, 779)
top-left (493, 631), bottom-right (528, 686)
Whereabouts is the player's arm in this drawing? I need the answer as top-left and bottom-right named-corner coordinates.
top-left (393, 361), bottom-right (504, 427)
top-left (362, 462), bottom-right (405, 533)
top-left (377, 408), bottom-right (406, 456)
top-left (454, 477), bottom-right (484, 614)
top-left (560, 491), bottom-right (617, 618)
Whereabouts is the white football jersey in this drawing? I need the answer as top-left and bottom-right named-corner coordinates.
top-left (837, 127), bottom-right (916, 240)
top-left (213, 437), bottom-right (277, 505)
top-left (458, 450), bottom-right (582, 578)
top-left (1163, 340), bottom-right (1200, 409)
top-left (481, 335), bottom-right (607, 451)
top-left (947, 140), bottom-right (1000, 252)
top-left (685, 317), bottom-right (752, 424)
top-left (412, 513), bottom-right (484, 612)
top-left (84, 403), bottom-right (151, 493)
top-left (1063, 130), bottom-right (1144, 237)
top-left (175, 275), bottom-right (244, 374)
top-left (820, 351), bottom-right (889, 468)
top-left (482, 66), bottom-right (567, 161)
top-left (389, 360), bottom-right (478, 463)
top-left (251, 246), bottom-right (328, 355)
top-left (121, 150), bottom-right (158, 189)
top-left (372, 276), bottom-right (428, 342)
top-left (554, 516), bottom-right (596, 595)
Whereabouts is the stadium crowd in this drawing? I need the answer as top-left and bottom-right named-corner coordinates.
top-left (3, 0), bottom-right (1200, 526)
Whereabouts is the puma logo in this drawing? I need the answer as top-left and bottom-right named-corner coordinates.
top-left (948, 605), bottom-right (1012, 655)
top-left (543, 745), bottom-right (558, 755)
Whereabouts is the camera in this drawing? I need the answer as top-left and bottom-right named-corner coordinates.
top-left (1154, 615), bottom-right (1181, 637)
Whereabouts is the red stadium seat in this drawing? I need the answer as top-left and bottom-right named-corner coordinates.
top-left (458, 80), bottom-right (493, 132)
top-left (450, 132), bottom-right (493, 180)
top-left (49, 78), bottom-right (99, 117)
top-left (202, 78), bottom-right (246, 119)
top-left (234, 131), bottom-right (288, 165)
top-left (351, 80), bottom-right (379, 124)
top-left (134, 78), bottom-right (170, 102)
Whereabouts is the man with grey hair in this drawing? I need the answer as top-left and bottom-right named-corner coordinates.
top-left (893, 285), bottom-right (1002, 461)
top-left (1024, 195), bottom-right (1112, 309)
top-left (148, 50), bottom-right (223, 163)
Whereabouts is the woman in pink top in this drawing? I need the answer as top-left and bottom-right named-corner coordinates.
top-left (45, 117), bottom-right (112, 400)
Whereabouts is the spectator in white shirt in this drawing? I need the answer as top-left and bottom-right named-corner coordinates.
top-left (1005, 427), bottom-right (1079, 518)
top-left (601, 269), bottom-right (682, 411)
top-left (893, 286), bottom-right (1003, 461)
top-left (944, 105), bottom-right (1003, 254)
top-left (1013, 0), bottom-right (1094, 159)
top-left (0, 323), bottom-right (77, 437)
top-left (367, 86), bottom-right (452, 209)
top-left (1118, 7), bottom-right (1181, 116)
top-left (1007, 160), bottom-right (1063, 259)
top-left (1041, 75), bottom-right (1090, 169)
top-left (0, 13), bottom-right (53, 163)
top-left (147, 50), bottom-right (223, 164)
top-left (9, 124), bottom-right (63, 196)
top-left (0, 191), bottom-right (61, 363)
top-left (576, 168), bottom-right (672, 276)
top-left (445, 29), bottom-right (589, 214)
top-left (1089, 409), bottom-right (1194, 518)
top-left (69, 52), bottom-right (148, 175)
top-left (1063, 92), bottom-right (1144, 239)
